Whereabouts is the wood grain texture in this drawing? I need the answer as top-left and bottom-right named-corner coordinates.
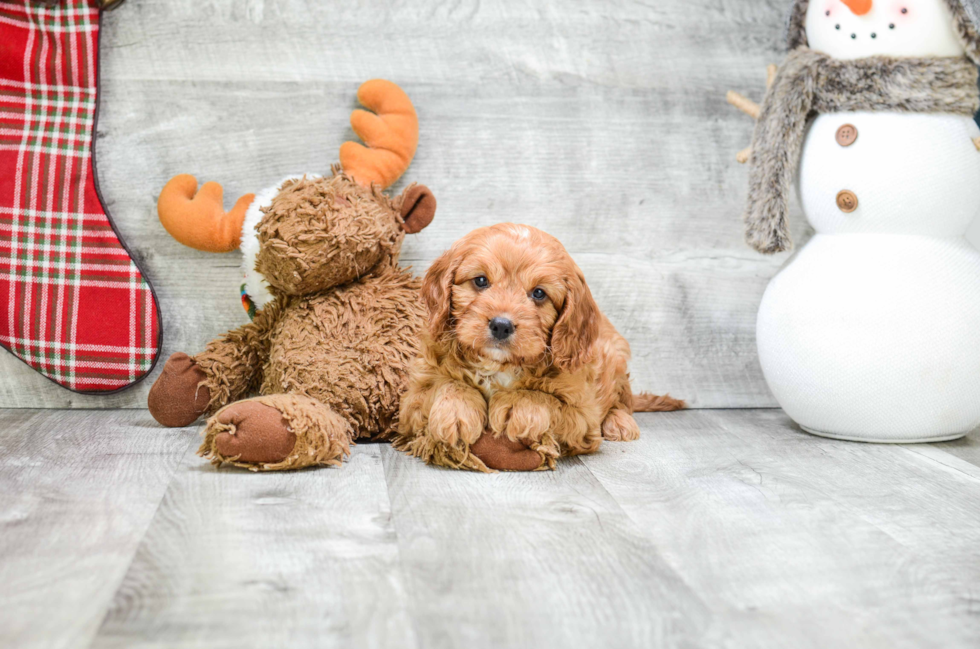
top-left (92, 443), bottom-right (416, 649)
top-left (933, 431), bottom-right (980, 469)
top-left (0, 409), bottom-right (194, 649)
top-left (3, 408), bottom-right (980, 648)
top-left (378, 443), bottom-right (710, 649)
top-left (582, 410), bottom-right (980, 649)
top-left (0, 0), bottom-right (803, 408)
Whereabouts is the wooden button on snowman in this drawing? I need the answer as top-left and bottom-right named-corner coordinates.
top-left (835, 124), bottom-right (858, 146)
top-left (835, 189), bottom-right (859, 212)
top-left (729, 0), bottom-right (980, 442)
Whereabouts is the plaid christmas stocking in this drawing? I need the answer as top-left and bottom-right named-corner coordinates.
top-left (0, 0), bottom-right (160, 393)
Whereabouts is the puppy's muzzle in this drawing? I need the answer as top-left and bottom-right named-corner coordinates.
top-left (489, 317), bottom-right (515, 341)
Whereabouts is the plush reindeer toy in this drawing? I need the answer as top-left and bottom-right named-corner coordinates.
top-left (148, 80), bottom-right (438, 471)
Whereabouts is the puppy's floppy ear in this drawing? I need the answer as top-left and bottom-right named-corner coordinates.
top-left (422, 245), bottom-right (459, 339)
top-left (399, 184), bottom-right (436, 234)
top-left (551, 268), bottom-right (600, 372)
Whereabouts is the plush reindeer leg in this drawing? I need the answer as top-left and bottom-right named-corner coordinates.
top-left (199, 394), bottom-right (353, 472)
top-left (147, 352), bottom-right (210, 427)
top-left (470, 429), bottom-right (548, 472)
top-left (149, 175), bottom-right (265, 428)
top-left (148, 299), bottom-right (281, 427)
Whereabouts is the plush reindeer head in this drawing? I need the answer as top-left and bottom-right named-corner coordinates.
top-left (156, 80), bottom-right (436, 307)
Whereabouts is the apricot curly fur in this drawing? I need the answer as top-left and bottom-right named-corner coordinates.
top-left (632, 393), bottom-right (686, 412)
top-left (395, 224), bottom-right (677, 472)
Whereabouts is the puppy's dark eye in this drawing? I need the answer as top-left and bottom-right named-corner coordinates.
top-left (473, 276), bottom-right (490, 289)
top-left (531, 288), bottom-right (547, 301)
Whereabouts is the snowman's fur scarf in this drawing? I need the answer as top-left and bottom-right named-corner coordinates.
top-left (786, 0), bottom-right (980, 64)
top-left (744, 48), bottom-right (979, 253)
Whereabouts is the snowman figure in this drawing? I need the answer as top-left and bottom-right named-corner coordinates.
top-left (730, 0), bottom-right (980, 442)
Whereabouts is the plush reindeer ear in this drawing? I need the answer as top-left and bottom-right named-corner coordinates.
top-left (551, 269), bottom-right (600, 372)
top-left (421, 246), bottom-right (459, 340)
top-left (400, 184), bottom-right (437, 234)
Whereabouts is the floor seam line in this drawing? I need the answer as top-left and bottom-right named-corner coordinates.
top-left (902, 445), bottom-right (980, 482)
top-left (83, 430), bottom-right (201, 649)
top-left (378, 446), bottom-right (425, 649)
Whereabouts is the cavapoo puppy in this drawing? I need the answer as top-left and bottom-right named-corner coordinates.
top-left (395, 223), bottom-right (683, 472)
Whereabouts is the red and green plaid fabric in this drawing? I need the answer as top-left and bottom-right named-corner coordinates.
top-left (0, 0), bottom-right (160, 393)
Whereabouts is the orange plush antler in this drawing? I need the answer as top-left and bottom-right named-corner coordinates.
top-left (339, 79), bottom-right (419, 189)
top-left (157, 175), bottom-right (255, 253)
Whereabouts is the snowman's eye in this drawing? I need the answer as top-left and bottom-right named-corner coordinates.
top-left (901, 7), bottom-right (908, 13)
top-left (825, 10), bottom-right (831, 16)
top-left (836, 24), bottom-right (841, 30)
top-left (889, 23), bottom-right (896, 29)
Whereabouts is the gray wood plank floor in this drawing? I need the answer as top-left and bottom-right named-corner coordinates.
top-left (2, 408), bottom-right (979, 649)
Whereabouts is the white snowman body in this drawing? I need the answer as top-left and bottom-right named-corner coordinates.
top-left (756, 0), bottom-right (980, 441)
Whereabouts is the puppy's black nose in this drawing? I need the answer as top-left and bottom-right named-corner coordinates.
top-left (489, 317), bottom-right (515, 341)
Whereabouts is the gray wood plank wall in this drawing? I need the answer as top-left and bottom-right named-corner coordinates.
top-left (2, 0), bottom-right (976, 408)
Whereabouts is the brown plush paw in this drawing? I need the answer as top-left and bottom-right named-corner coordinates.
top-left (470, 431), bottom-right (544, 472)
top-left (212, 401), bottom-right (297, 464)
top-left (147, 352), bottom-right (210, 427)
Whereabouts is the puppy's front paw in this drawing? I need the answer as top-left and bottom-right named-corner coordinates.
top-left (428, 388), bottom-right (487, 446)
top-left (489, 391), bottom-right (557, 446)
top-left (601, 408), bottom-right (641, 442)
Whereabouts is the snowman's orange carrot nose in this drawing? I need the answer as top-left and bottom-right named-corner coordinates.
top-left (841, 0), bottom-right (872, 15)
